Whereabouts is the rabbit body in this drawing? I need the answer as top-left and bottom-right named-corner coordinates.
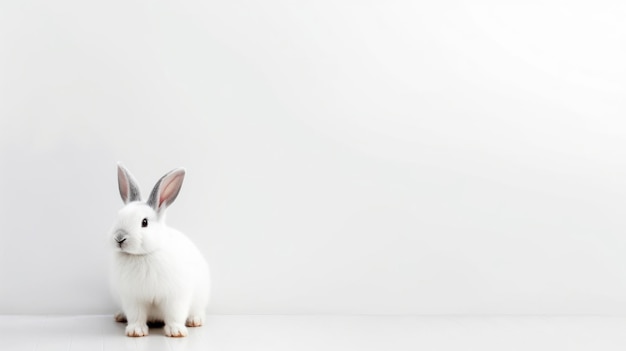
top-left (110, 166), bottom-right (210, 337)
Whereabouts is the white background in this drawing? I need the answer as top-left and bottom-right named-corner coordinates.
top-left (1, 0), bottom-right (626, 315)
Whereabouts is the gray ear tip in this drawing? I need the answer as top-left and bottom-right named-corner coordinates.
top-left (172, 167), bottom-right (186, 176)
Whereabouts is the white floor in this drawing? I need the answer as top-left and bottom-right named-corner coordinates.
top-left (1, 315), bottom-right (626, 351)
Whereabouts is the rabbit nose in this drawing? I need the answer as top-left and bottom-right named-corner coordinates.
top-left (115, 235), bottom-right (127, 248)
top-left (114, 230), bottom-right (127, 244)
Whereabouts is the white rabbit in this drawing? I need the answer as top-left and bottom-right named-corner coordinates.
top-left (109, 164), bottom-right (210, 337)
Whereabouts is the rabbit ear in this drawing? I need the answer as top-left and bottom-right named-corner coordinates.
top-left (117, 164), bottom-right (142, 204)
top-left (147, 168), bottom-right (186, 214)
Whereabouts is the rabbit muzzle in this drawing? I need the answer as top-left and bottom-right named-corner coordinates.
top-left (114, 230), bottom-right (128, 248)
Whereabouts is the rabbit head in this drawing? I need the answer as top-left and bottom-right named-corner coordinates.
top-left (111, 164), bottom-right (185, 255)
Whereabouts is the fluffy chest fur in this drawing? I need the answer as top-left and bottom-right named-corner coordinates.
top-left (112, 250), bottom-right (193, 304)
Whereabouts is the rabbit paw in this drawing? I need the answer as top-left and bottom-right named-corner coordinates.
top-left (185, 315), bottom-right (204, 327)
top-left (126, 323), bottom-right (149, 337)
top-left (114, 311), bottom-right (127, 323)
top-left (164, 324), bottom-right (188, 337)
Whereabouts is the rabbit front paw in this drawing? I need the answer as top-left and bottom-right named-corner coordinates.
top-left (164, 323), bottom-right (188, 337)
top-left (126, 323), bottom-right (149, 337)
top-left (185, 315), bottom-right (204, 327)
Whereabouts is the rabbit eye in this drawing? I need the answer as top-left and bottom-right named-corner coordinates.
top-left (141, 218), bottom-right (148, 227)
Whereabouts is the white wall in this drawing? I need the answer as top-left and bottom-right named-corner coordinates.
top-left (1, 0), bottom-right (626, 315)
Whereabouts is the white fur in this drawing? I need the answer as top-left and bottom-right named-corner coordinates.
top-left (109, 166), bottom-right (210, 337)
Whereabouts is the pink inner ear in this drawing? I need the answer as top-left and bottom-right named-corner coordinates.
top-left (159, 173), bottom-right (183, 207)
top-left (118, 169), bottom-right (129, 202)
